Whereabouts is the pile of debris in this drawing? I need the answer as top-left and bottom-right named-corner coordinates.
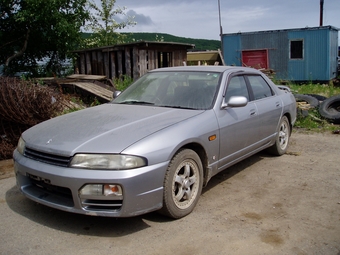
top-left (259, 68), bottom-right (276, 81)
top-left (294, 93), bottom-right (340, 124)
top-left (0, 77), bottom-right (66, 159)
top-left (42, 74), bottom-right (115, 104)
top-left (0, 74), bottom-right (116, 160)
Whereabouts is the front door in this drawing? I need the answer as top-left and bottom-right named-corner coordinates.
top-left (216, 75), bottom-right (260, 170)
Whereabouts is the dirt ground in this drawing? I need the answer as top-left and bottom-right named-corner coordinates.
top-left (0, 131), bottom-right (339, 255)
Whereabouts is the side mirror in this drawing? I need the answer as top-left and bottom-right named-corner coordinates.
top-left (221, 96), bottom-right (248, 109)
top-left (113, 91), bottom-right (121, 99)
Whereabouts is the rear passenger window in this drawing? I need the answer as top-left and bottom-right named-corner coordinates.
top-left (247, 75), bottom-right (273, 100)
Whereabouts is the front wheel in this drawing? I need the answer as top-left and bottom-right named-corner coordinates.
top-left (267, 116), bottom-right (291, 156)
top-left (159, 149), bottom-right (203, 219)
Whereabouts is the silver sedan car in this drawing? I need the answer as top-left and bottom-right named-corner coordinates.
top-left (13, 66), bottom-right (296, 219)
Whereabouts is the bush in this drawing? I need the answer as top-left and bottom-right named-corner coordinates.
top-left (113, 75), bottom-right (134, 91)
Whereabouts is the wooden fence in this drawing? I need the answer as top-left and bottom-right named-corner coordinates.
top-left (73, 41), bottom-right (194, 80)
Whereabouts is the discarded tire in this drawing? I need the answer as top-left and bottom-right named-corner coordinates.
top-left (294, 94), bottom-right (319, 108)
top-left (306, 94), bottom-right (327, 102)
top-left (318, 95), bottom-right (340, 124)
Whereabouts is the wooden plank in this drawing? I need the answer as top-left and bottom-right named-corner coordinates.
top-left (149, 50), bottom-right (156, 70)
top-left (172, 51), bottom-right (177, 66)
top-left (64, 82), bottom-right (112, 102)
top-left (117, 51), bottom-right (123, 77)
top-left (139, 50), bottom-right (147, 76)
top-left (86, 52), bottom-right (92, 74)
top-left (80, 53), bottom-right (85, 74)
top-left (125, 48), bottom-right (131, 77)
top-left (218, 49), bottom-right (226, 66)
top-left (104, 52), bottom-right (109, 78)
top-left (91, 51), bottom-right (97, 74)
top-left (132, 47), bottom-right (139, 79)
top-left (67, 74), bottom-right (107, 80)
top-left (97, 51), bottom-right (104, 75)
top-left (110, 52), bottom-right (116, 79)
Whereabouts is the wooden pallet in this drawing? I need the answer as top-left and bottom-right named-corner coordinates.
top-left (62, 82), bottom-right (113, 102)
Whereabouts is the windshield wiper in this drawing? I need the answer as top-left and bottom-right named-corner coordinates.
top-left (166, 105), bottom-right (196, 110)
top-left (119, 100), bottom-right (155, 105)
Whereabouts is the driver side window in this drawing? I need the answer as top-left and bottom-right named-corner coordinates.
top-left (225, 76), bottom-right (249, 102)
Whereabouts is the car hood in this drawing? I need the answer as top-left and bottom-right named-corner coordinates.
top-left (22, 104), bottom-right (203, 156)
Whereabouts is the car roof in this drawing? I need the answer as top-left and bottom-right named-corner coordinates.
top-left (149, 65), bottom-right (260, 74)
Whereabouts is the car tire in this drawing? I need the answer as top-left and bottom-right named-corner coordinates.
top-left (318, 95), bottom-right (340, 124)
top-left (159, 149), bottom-right (203, 219)
top-left (267, 116), bottom-right (290, 156)
top-left (294, 94), bottom-right (319, 108)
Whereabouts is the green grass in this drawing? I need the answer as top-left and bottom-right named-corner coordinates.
top-left (294, 108), bottom-right (339, 133)
top-left (288, 82), bottom-right (340, 97)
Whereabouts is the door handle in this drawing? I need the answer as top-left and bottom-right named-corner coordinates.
top-left (250, 109), bottom-right (256, 116)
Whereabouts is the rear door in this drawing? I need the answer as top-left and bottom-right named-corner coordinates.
top-left (246, 75), bottom-right (282, 143)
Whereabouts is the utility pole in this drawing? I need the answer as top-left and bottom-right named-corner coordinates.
top-left (218, 0), bottom-right (223, 38)
top-left (320, 0), bottom-right (324, 26)
top-left (218, 0), bottom-right (225, 65)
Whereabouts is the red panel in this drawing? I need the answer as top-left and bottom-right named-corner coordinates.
top-left (242, 50), bottom-right (268, 69)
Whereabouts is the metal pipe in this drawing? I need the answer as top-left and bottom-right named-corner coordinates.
top-left (320, 0), bottom-right (324, 26)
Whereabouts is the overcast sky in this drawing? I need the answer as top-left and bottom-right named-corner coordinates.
top-left (112, 0), bottom-right (339, 41)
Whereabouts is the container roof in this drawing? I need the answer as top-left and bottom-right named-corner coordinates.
top-left (222, 25), bottom-right (339, 36)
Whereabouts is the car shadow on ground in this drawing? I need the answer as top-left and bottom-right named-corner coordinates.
top-left (202, 151), bottom-right (268, 194)
top-left (5, 151), bottom-right (271, 236)
top-left (5, 185), bottom-right (154, 237)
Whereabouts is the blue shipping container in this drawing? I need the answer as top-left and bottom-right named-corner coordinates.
top-left (222, 26), bottom-right (339, 82)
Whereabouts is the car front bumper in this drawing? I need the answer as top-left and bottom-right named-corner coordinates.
top-left (13, 150), bottom-right (168, 217)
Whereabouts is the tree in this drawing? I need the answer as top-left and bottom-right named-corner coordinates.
top-left (83, 0), bottom-right (136, 48)
top-left (0, 0), bottom-right (90, 76)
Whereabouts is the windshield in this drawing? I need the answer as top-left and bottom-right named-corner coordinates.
top-left (113, 71), bottom-right (221, 110)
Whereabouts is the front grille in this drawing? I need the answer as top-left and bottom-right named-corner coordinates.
top-left (24, 147), bottom-right (71, 167)
top-left (23, 176), bottom-right (74, 207)
top-left (29, 175), bottom-right (72, 197)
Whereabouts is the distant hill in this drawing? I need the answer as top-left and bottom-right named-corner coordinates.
top-left (123, 32), bottom-right (221, 51)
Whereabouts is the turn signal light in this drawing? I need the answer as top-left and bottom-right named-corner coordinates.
top-left (104, 184), bottom-right (122, 196)
top-left (79, 184), bottom-right (123, 197)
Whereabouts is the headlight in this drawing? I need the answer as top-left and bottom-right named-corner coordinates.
top-left (70, 154), bottom-right (147, 170)
top-left (17, 137), bottom-right (26, 155)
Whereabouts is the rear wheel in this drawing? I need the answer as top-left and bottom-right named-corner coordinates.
top-left (267, 116), bottom-right (290, 156)
top-left (159, 149), bottom-right (203, 219)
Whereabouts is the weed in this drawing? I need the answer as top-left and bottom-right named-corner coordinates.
top-left (113, 75), bottom-right (134, 91)
top-left (90, 97), bottom-right (101, 107)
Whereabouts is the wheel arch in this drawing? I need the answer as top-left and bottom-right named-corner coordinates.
top-left (177, 142), bottom-right (210, 187)
top-left (282, 112), bottom-right (293, 136)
